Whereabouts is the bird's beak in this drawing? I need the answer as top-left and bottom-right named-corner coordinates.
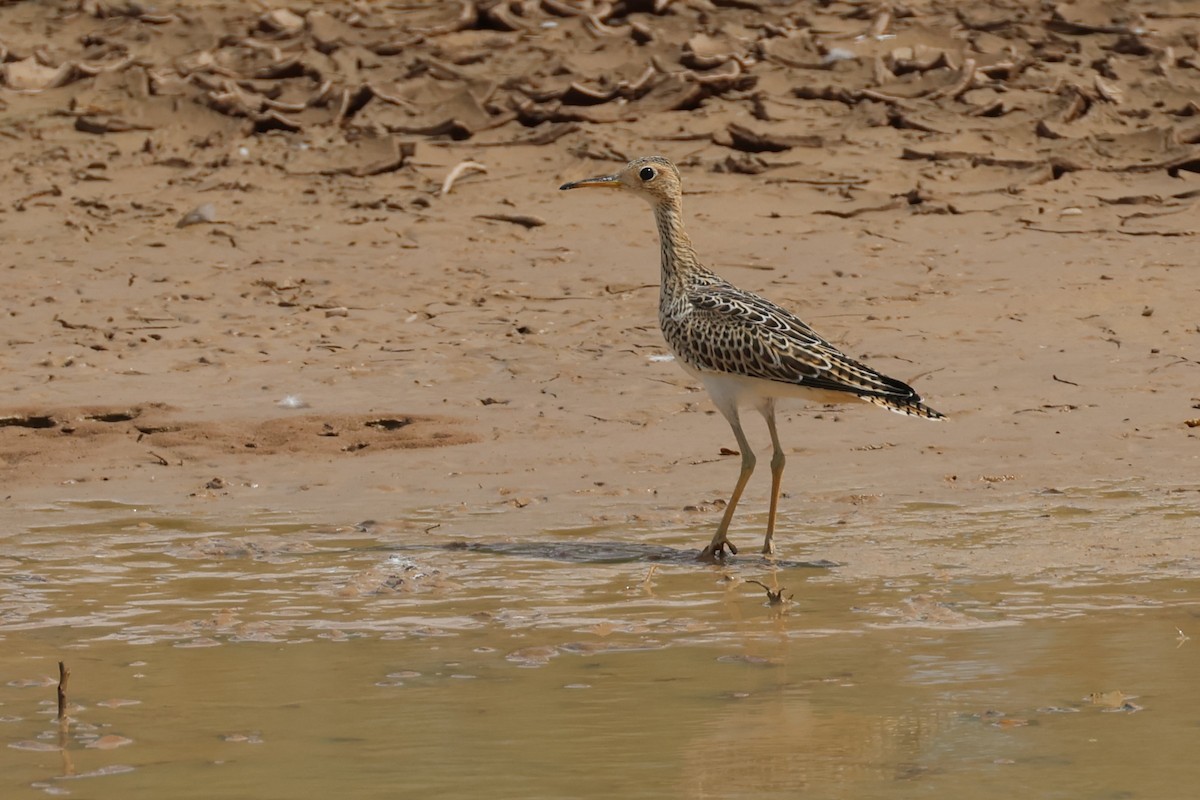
top-left (559, 174), bottom-right (621, 191)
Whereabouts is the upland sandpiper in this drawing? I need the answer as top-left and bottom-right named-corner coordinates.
top-left (561, 156), bottom-right (943, 560)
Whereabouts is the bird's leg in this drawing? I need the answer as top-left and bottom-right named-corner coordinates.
top-left (700, 412), bottom-right (754, 561)
top-left (762, 401), bottom-right (785, 556)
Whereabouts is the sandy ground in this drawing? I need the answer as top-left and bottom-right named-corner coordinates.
top-left (1, 0), bottom-right (1198, 575)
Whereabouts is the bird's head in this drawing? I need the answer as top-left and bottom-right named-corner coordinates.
top-left (559, 155), bottom-right (682, 207)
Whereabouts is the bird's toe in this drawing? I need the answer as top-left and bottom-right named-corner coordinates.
top-left (698, 539), bottom-right (738, 562)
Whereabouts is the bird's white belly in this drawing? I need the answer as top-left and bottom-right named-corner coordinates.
top-left (676, 360), bottom-right (858, 412)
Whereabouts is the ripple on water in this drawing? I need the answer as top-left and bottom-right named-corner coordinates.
top-left (2, 496), bottom-right (1200, 800)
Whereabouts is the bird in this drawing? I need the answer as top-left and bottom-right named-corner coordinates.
top-left (560, 156), bottom-right (943, 561)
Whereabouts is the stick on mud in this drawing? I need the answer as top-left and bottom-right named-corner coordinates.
top-left (440, 161), bottom-right (487, 196)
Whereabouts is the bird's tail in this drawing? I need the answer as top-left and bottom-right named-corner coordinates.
top-left (863, 395), bottom-right (945, 420)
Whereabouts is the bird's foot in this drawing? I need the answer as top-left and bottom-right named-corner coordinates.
top-left (698, 539), bottom-right (738, 562)
top-left (761, 540), bottom-right (775, 556)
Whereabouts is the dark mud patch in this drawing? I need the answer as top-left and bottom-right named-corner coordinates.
top-left (0, 405), bottom-right (477, 478)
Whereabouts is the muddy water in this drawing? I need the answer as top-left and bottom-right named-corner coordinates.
top-left (2, 502), bottom-right (1199, 799)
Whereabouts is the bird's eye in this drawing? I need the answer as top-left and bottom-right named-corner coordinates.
top-left (638, 166), bottom-right (656, 181)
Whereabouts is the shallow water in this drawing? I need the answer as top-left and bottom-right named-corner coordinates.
top-left (2, 501), bottom-right (1199, 798)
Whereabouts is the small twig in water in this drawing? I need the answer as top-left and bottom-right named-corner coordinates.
top-left (57, 660), bottom-right (75, 776)
top-left (1052, 374), bottom-right (1080, 386)
top-left (57, 661), bottom-right (71, 720)
top-left (745, 579), bottom-right (791, 605)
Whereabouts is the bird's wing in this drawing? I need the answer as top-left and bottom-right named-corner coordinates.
top-left (686, 284), bottom-right (921, 402)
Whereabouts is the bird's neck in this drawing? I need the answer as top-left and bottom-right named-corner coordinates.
top-left (653, 200), bottom-right (700, 283)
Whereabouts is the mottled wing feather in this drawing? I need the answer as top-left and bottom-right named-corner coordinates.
top-left (685, 284), bottom-right (926, 405)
